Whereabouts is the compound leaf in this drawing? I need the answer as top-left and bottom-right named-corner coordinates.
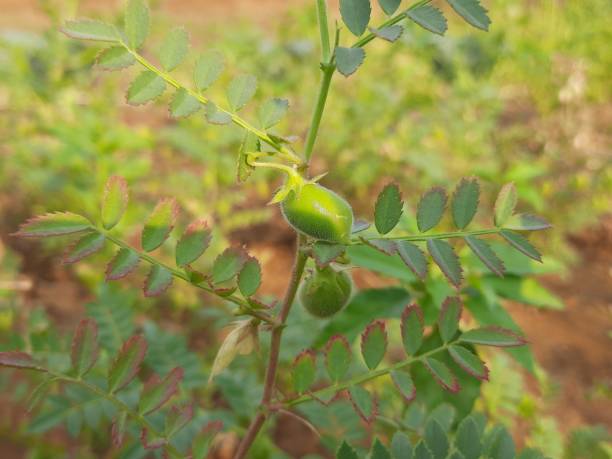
top-left (494, 183), bottom-right (517, 227)
top-left (71, 319), bottom-right (100, 377)
top-left (292, 350), bottom-right (316, 394)
top-left (106, 248), bottom-right (140, 280)
top-left (175, 220), bottom-right (211, 267)
top-left (361, 320), bottom-right (387, 370)
top-left (500, 230), bottom-right (542, 262)
top-left (125, 0), bottom-right (150, 49)
top-left (401, 304), bottom-right (423, 355)
top-left (446, 0), bottom-right (491, 31)
top-left (391, 370), bottom-right (416, 402)
top-left (465, 236), bottom-right (505, 276)
top-left (227, 74), bottom-right (257, 112)
top-left (417, 187), bottom-right (447, 232)
top-left (340, 0), bottom-right (371, 36)
top-left (378, 0), bottom-right (401, 15)
top-left (127, 70), bottom-right (166, 105)
top-left (325, 335), bottom-right (351, 383)
top-left (348, 385), bottom-right (376, 422)
top-left (14, 212), bottom-right (91, 238)
top-left (212, 248), bottom-right (247, 284)
top-left (423, 357), bottom-right (460, 392)
top-left (97, 46), bottom-right (135, 70)
top-left (144, 265), bottom-right (173, 297)
top-left (170, 88), bottom-right (201, 118)
top-left (438, 296), bottom-right (462, 342)
top-left (194, 50), bottom-right (225, 91)
top-left (460, 326), bottom-right (526, 347)
top-left (64, 232), bottom-right (105, 264)
top-left (108, 335), bottom-right (147, 393)
top-left (336, 47), bottom-right (366, 77)
top-left (374, 183), bottom-right (403, 234)
top-left (158, 26), bottom-right (189, 71)
top-left (139, 367), bottom-right (183, 415)
top-left (238, 257), bottom-right (261, 297)
top-left (448, 345), bottom-right (489, 381)
top-left (259, 97), bottom-right (289, 128)
top-left (101, 175), bottom-right (129, 230)
top-left (397, 241), bottom-right (428, 280)
top-left (407, 4), bottom-right (448, 35)
top-left (62, 19), bottom-right (120, 42)
top-left (451, 178), bottom-right (479, 229)
top-left (427, 239), bottom-right (463, 287)
top-left (141, 198), bottom-right (178, 252)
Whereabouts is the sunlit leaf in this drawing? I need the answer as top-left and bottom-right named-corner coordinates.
top-left (194, 50), bottom-right (225, 91)
top-left (259, 97), bottom-right (289, 128)
top-left (212, 248), bottom-right (247, 284)
top-left (62, 19), bottom-right (120, 42)
top-left (494, 183), bottom-right (517, 227)
top-left (106, 248), bottom-right (140, 280)
top-left (175, 219), bottom-right (211, 267)
top-left (158, 26), bottom-right (189, 71)
top-left (97, 46), bottom-right (135, 70)
top-left (143, 265), bottom-right (173, 297)
top-left (101, 175), bottom-right (129, 230)
top-left (125, 0), bottom-right (150, 49)
top-left (14, 212), bottom-right (91, 238)
top-left (141, 198), bottom-right (179, 252)
top-left (227, 74), bottom-right (257, 112)
top-left (205, 101), bottom-right (232, 125)
top-left (127, 71), bottom-right (166, 105)
top-left (170, 88), bottom-right (201, 118)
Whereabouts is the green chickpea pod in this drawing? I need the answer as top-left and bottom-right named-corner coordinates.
top-left (299, 265), bottom-right (353, 318)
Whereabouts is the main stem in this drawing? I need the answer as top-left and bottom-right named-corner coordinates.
top-left (234, 239), bottom-right (308, 459)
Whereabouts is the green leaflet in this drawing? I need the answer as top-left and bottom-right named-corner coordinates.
top-left (460, 326), bottom-right (526, 347)
top-left (361, 320), bottom-right (387, 370)
top-left (292, 350), bottom-right (316, 394)
top-left (101, 176), bottom-right (129, 230)
top-left (175, 219), bottom-right (211, 267)
top-left (170, 88), bottom-right (201, 118)
top-left (451, 178), bottom-right (479, 229)
top-left (205, 101), bottom-right (232, 125)
top-left (237, 257), bottom-right (262, 297)
top-left (369, 25), bottom-right (404, 42)
top-left (455, 416), bottom-right (482, 459)
top-left (138, 367), bottom-right (183, 415)
top-left (424, 419), bottom-right (449, 459)
top-left (423, 357), bottom-right (459, 392)
top-left (340, 0), bottom-right (371, 36)
top-left (448, 345), bottom-right (489, 381)
top-left (337, 441), bottom-right (359, 459)
top-left (500, 230), bottom-right (542, 262)
top-left (325, 335), bottom-right (351, 383)
top-left (336, 47), bottom-right (366, 77)
top-left (391, 370), bottom-right (416, 402)
top-left (125, 0), bottom-right (150, 49)
top-left (97, 46), bottom-right (135, 70)
top-left (226, 74), bottom-right (257, 112)
top-left (438, 297), bottom-right (462, 343)
top-left (141, 198), bottom-right (178, 252)
top-left (348, 385), bottom-right (375, 421)
top-left (15, 212), bottom-right (91, 238)
top-left (446, 0), bottom-right (491, 31)
top-left (194, 50), bottom-right (225, 91)
top-left (407, 4), bottom-right (448, 35)
top-left (258, 97), bottom-right (289, 128)
top-left (86, 286), bottom-right (136, 352)
top-left (144, 265), bottom-right (173, 297)
top-left (391, 432), bottom-right (413, 459)
top-left (62, 20), bottom-right (120, 42)
top-left (71, 319), bottom-right (99, 377)
top-left (417, 187), bottom-right (447, 232)
top-left (108, 335), bottom-right (147, 393)
top-left (397, 241), bottom-right (428, 280)
top-left (126, 71), bottom-right (166, 105)
top-left (378, 0), bottom-right (401, 15)
top-left (401, 304), bottom-right (423, 355)
top-left (494, 183), bottom-right (517, 227)
top-left (427, 239), bottom-right (463, 287)
top-left (158, 26), bottom-right (189, 71)
top-left (374, 183), bottom-right (403, 234)
top-left (211, 248), bottom-right (247, 284)
top-left (64, 232), bottom-right (106, 264)
top-left (105, 248), bottom-right (140, 281)
top-left (312, 242), bottom-right (345, 268)
top-left (465, 236), bottom-right (505, 276)
top-left (370, 438), bottom-right (392, 459)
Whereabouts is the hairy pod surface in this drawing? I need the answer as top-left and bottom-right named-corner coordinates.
top-left (281, 183), bottom-right (353, 243)
top-left (299, 265), bottom-right (352, 318)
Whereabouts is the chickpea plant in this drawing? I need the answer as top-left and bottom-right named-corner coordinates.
top-left (3, 0), bottom-right (553, 458)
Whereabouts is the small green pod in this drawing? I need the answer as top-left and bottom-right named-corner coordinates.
top-left (299, 266), bottom-right (352, 318)
top-left (281, 183), bottom-right (354, 243)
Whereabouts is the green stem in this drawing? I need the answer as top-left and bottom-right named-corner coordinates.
top-left (48, 372), bottom-right (183, 458)
top-left (101, 231), bottom-right (275, 325)
top-left (354, 228), bottom-right (502, 243)
top-left (316, 0), bottom-right (332, 63)
top-left (285, 342), bottom-right (450, 407)
top-left (303, 64), bottom-right (335, 165)
top-left (122, 43), bottom-right (302, 165)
